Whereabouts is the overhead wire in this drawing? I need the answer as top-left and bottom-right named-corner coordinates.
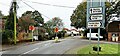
top-left (23, 0), bottom-right (76, 8)
top-left (20, 0), bottom-right (51, 19)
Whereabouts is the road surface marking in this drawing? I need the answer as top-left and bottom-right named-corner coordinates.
top-left (23, 48), bottom-right (39, 54)
top-left (0, 52), bottom-right (2, 56)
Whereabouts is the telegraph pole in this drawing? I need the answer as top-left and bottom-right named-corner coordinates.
top-left (13, 0), bottom-right (17, 44)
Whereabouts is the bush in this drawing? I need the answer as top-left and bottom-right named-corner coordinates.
top-left (2, 30), bottom-right (14, 44)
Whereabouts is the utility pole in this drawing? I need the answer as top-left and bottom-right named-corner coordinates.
top-left (13, 0), bottom-right (17, 44)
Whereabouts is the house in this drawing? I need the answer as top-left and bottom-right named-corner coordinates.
top-left (106, 21), bottom-right (120, 42)
top-left (0, 18), bottom-right (5, 30)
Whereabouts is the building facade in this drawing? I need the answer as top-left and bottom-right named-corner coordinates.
top-left (107, 21), bottom-right (120, 42)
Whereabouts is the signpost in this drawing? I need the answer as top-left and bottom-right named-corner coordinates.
top-left (87, 0), bottom-right (105, 55)
top-left (54, 27), bottom-right (58, 33)
top-left (29, 26), bottom-right (35, 42)
top-left (54, 27), bottom-right (59, 42)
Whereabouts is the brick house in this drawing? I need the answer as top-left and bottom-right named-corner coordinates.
top-left (106, 21), bottom-right (120, 42)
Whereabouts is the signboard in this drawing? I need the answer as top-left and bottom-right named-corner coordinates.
top-left (29, 26), bottom-right (35, 30)
top-left (88, 22), bottom-right (101, 28)
top-left (54, 27), bottom-right (58, 32)
top-left (90, 14), bottom-right (103, 20)
top-left (90, 7), bottom-right (102, 14)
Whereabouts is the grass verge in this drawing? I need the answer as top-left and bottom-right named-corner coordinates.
top-left (77, 44), bottom-right (119, 56)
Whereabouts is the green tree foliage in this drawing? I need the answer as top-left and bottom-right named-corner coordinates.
top-left (18, 11), bottom-right (44, 32)
top-left (105, 2), bottom-right (111, 26)
top-left (32, 10), bottom-right (44, 24)
top-left (3, 6), bottom-right (18, 43)
top-left (18, 14), bottom-right (35, 32)
top-left (114, 1), bottom-right (120, 15)
top-left (0, 11), bottom-right (3, 18)
top-left (70, 2), bottom-right (87, 29)
top-left (70, 2), bottom-right (112, 28)
top-left (45, 17), bottom-right (63, 30)
top-left (44, 17), bottom-right (64, 39)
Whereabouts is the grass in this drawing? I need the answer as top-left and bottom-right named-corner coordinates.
top-left (77, 44), bottom-right (119, 56)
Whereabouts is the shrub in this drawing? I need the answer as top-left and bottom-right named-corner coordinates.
top-left (2, 30), bottom-right (14, 44)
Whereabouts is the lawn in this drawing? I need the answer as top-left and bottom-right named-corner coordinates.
top-left (77, 44), bottom-right (119, 56)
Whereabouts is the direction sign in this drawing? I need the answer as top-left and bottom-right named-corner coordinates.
top-left (90, 14), bottom-right (103, 20)
top-left (88, 22), bottom-right (101, 28)
top-left (90, 7), bottom-right (102, 14)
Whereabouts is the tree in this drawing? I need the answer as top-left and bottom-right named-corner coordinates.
top-left (0, 11), bottom-right (3, 18)
top-left (18, 14), bottom-right (35, 32)
top-left (114, 1), bottom-right (120, 15)
top-left (32, 10), bottom-right (44, 25)
top-left (105, 2), bottom-right (111, 26)
top-left (18, 11), bottom-right (44, 32)
top-left (70, 2), bottom-right (112, 28)
top-left (70, 2), bottom-right (87, 29)
top-left (44, 17), bottom-right (64, 39)
top-left (45, 17), bottom-right (64, 30)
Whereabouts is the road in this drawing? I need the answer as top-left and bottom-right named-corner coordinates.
top-left (1, 36), bottom-right (118, 56)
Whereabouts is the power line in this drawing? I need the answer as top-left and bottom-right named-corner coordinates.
top-left (21, 0), bottom-right (35, 10)
top-left (20, 0), bottom-right (51, 19)
top-left (23, 0), bottom-right (76, 8)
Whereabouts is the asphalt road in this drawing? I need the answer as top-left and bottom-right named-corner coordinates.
top-left (1, 36), bottom-right (118, 56)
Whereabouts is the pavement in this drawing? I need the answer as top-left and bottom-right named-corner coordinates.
top-left (0, 41), bottom-right (41, 51)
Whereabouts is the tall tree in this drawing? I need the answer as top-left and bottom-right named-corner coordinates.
top-left (114, 1), bottom-right (120, 15)
top-left (70, 2), bottom-right (87, 29)
top-left (0, 11), bottom-right (3, 18)
top-left (32, 10), bottom-right (44, 25)
top-left (18, 14), bottom-right (35, 32)
top-left (70, 2), bottom-right (112, 28)
top-left (18, 10), bottom-right (44, 32)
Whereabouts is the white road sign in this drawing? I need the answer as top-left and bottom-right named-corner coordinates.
top-left (90, 14), bottom-right (103, 20)
top-left (90, 7), bottom-right (102, 14)
top-left (88, 22), bottom-right (101, 28)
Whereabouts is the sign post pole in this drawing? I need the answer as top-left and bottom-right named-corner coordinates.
top-left (89, 28), bottom-right (91, 54)
top-left (87, 0), bottom-right (105, 55)
top-left (54, 27), bottom-right (59, 42)
top-left (29, 26), bottom-right (34, 42)
top-left (97, 28), bottom-right (100, 54)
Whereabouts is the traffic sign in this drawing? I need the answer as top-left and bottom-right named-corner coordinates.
top-left (90, 7), bottom-right (102, 14)
top-left (88, 22), bottom-right (101, 28)
top-left (54, 27), bottom-right (58, 32)
top-left (29, 26), bottom-right (35, 30)
top-left (90, 14), bottom-right (103, 20)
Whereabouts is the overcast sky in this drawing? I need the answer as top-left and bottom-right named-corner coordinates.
top-left (0, 0), bottom-right (82, 29)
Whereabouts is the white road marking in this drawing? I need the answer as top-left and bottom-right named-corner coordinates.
top-left (23, 48), bottom-right (39, 54)
top-left (0, 52), bottom-right (2, 56)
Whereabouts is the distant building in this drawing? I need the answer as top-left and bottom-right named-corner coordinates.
top-left (0, 18), bottom-right (5, 30)
top-left (106, 21), bottom-right (120, 42)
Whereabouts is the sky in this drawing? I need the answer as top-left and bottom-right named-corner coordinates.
top-left (0, 0), bottom-right (82, 29)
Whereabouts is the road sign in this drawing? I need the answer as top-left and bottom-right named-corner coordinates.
top-left (54, 27), bottom-right (58, 32)
top-left (29, 26), bottom-right (35, 30)
top-left (90, 14), bottom-right (103, 20)
top-left (88, 22), bottom-right (101, 28)
top-left (90, 7), bottom-right (102, 14)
